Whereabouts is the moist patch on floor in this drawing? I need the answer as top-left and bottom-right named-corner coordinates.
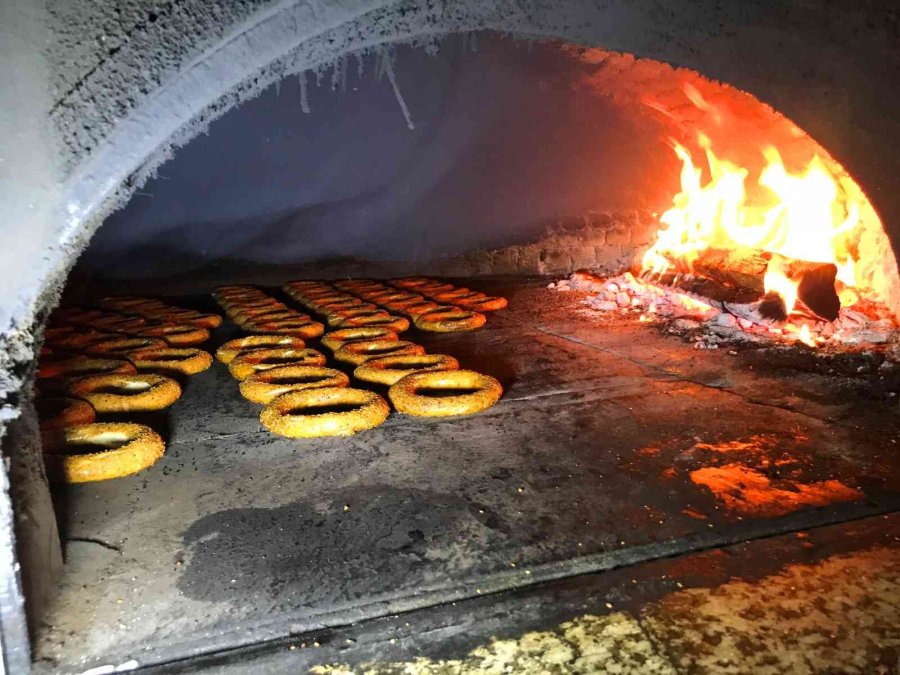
top-left (34, 280), bottom-right (900, 672)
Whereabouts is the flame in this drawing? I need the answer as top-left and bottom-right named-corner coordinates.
top-left (797, 324), bottom-right (816, 347)
top-left (763, 255), bottom-right (799, 315)
top-left (642, 137), bottom-right (863, 312)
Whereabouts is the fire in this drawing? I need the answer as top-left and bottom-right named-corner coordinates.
top-left (762, 255), bottom-right (799, 315)
top-left (641, 136), bottom-right (863, 310)
top-left (785, 323), bottom-right (817, 348)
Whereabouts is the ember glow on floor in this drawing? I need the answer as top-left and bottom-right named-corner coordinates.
top-left (35, 280), bottom-right (900, 672)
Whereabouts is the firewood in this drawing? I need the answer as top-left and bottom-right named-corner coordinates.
top-left (655, 248), bottom-right (840, 321)
top-left (692, 248), bottom-right (769, 294)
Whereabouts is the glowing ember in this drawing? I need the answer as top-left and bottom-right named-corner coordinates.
top-left (690, 463), bottom-right (862, 518)
top-left (786, 323), bottom-right (817, 348)
top-left (564, 270), bottom-right (898, 349)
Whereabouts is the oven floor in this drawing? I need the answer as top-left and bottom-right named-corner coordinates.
top-left (34, 280), bottom-right (900, 672)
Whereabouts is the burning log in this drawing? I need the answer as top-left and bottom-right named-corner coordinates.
top-left (656, 248), bottom-right (841, 321)
top-left (691, 248), bottom-right (770, 294)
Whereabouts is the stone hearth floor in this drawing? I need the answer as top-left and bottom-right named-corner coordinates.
top-left (34, 280), bottom-right (900, 673)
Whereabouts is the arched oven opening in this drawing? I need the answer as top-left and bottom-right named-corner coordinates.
top-left (5, 17), bottom-right (900, 674)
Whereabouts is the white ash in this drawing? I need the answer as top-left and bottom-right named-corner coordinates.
top-left (554, 271), bottom-right (900, 356)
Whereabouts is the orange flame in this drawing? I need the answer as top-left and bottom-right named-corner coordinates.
top-left (763, 255), bottom-right (799, 315)
top-left (784, 323), bottom-right (818, 348)
top-left (642, 136), bottom-right (863, 309)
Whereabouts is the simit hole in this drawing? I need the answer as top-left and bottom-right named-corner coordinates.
top-left (89, 383), bottom-right (152, 395)
top-left (141, 353), bottom-right (195, 362)
top-left (49, 437), bottom-right (132, 455)
top-left (266, 375), bottom-right (330, 384)
top-left (257, 356), bottom-right (308, 366)
top-left (286, 403), bottom-right (364, 415)
top-left (414, 387), bottom-right (480, 398)
top-left (103, 345), bottom-right (144, 353)
top-left (363, 345), bottom-right (407, 355)
top-left (382, 361), bottom-right (436, 370)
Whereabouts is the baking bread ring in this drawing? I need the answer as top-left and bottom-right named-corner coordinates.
top-left (354, 286), bottom-right (391, 297)
top-left (153, 311), bottom-right (222, 329)
top-left (126, 347), bottom-right (213, 375)
top-left (334, 280), bottom-right (386, 292)
top-left (367, 290), bottom-right (416, 304)
top-left (283, 287), bottom-right (333, 302)
top-left (389, 277), bottom-right (433, 289)
top-left (457, 295), bottom-right (508, 312)
top-left (213, 288), bottom-right (269, 301)
top-left (238, 311), bottom-right (301, 329)
top-left (239, 365), bottom-right (350, 404)
top-left (67, 373), bottom-right (181, 412)
top-left (335, 313), bottom-right (409, 332)
top-left (354, 353), bottom-right (460, 386)
top-left (225, 295), bottom-right (282, 306)
top-left (216, 335), bottom-right (306, 364)
top-left (305, 292), bottom-right (355, 306)
top-left (42, 423), bottom-right (165, 483)
top-left (417, 282), bottom-right (455, 295)
top-left (44, 329), bottom-right (117, 352)
top-left (187, 313), bottom-right (223, 329)
top-left (334, 339), bottom-right (425, 366)
top-left (254, 318), bottom-right (325, 339)
top-left (321, 327), bottom-right (399, 352)
top-left (86, 336), bottom-right (170, 356)
top-left (230, 301), bottom-right (289, 315)
top-left (101, 296), bottom-right (158, 310)
top-left (135, 323), bottom-right (210, 346)
top-left (431, 288), bottom-right (473, 303)
top-left (36, 397), bottom-right (96, 431)
top-left (228, 348), bottom-right (327, 380)
top-left (219, 297), bottom-right (277, 311)
top-left (438, 291), bottom-right (484, 306)
top-left (214, 284), bottom-right (259, 294)
top-left (379, 294), bottom-right (424, 310)
top-left (260, 387), bottom-right (389, 438)
top-left (38, 356), bottom-right (137, 380)
top-left (294, 288), bottom-right (345, 302)
top-left (314, 298), bottom-right (365, 313)
top-left (414, 307), bottom-right (486, 332)
top-left (383, 303), bottom-right (427, 316)
top-left (325, 307), bottom-right (386, 326)
top-left (93, 314), bottom-right (146, 330)
top-left (111, 317), bottom-right (154, 334)
top-left (400, 300), bottom-right (442, 316)
top-left (389, 370), bottom-right (503, 417)
top-left (229, 304), bottom-right (290, 320)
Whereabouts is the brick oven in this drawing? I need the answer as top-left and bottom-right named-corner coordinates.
top-left (2, 1), bottom-right (900, 672)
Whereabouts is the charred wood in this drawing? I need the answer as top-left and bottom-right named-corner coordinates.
top-left (656, 248), bottom-right (840, 321)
